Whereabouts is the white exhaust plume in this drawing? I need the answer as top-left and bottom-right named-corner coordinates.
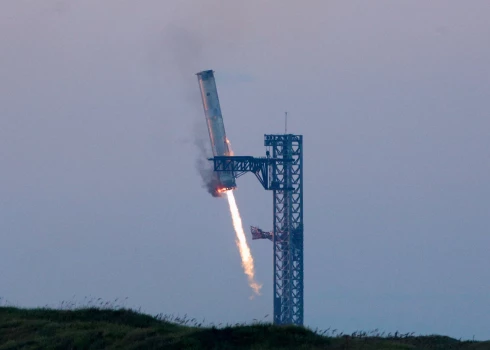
top-left (225, 190), bottom-right (262, 296)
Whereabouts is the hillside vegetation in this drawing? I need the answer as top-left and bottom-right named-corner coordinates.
top-left (0, 307), bottom-right (488, 349)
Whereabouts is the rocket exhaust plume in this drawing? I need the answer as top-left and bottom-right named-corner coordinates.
top-left (225, 190), bottom-right (262, 296)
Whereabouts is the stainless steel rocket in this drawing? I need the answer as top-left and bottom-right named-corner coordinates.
top-left (196, 70), bottom-right (236, 191)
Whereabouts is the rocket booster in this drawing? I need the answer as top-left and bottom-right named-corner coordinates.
top-left (196, 70), bottom-right (236, 191)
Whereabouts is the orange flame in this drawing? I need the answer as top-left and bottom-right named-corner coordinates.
top-left (216, 187), bottom-right (228, 194)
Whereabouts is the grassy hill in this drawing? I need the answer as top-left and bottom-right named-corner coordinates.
top-left (0, 307), bottom-right (488, 349)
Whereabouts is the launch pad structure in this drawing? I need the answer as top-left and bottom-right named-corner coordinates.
top-left (211, 134), bottom-right (304, 326)
top-left (196, 69), bottom-right (304, 326)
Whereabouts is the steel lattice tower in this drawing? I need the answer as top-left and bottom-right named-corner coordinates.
top-left (266, 134), bottom-right (303, 325)
top-left (210, 134), bottom-right (304, 326)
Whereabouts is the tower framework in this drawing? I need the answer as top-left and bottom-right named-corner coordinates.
top-left (211, 134), bottom-right (304, 326)
top-left (267, 134), bottom-right (303, 325)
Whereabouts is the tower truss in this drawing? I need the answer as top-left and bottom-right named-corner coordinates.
top-left (265, 134), bottom-right (303, 325)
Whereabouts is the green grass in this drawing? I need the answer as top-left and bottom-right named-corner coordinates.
top-left (0, 307), bottom-right (488, 349)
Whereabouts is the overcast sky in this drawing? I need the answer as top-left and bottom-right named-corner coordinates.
top-left (1, 0), bottom-right (489, 340)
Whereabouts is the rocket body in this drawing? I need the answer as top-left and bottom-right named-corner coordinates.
top-left (196, 70), bottom-right (236, 191)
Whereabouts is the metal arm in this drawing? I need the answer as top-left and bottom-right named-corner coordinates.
top-left (209, 156), bottom-right (270, 189)
top-left (209, 155), bottom-right (292, 190)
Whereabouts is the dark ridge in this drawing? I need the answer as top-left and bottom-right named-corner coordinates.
top-left (0, 307), bottom-right (488, 350)
top-left (0, 307), bottom-right (165, 328)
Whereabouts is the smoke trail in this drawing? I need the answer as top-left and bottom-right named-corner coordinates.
top-left (225, 190), bottom-right (262, 296)
top-left (193, 122), bottom-right (222, 197)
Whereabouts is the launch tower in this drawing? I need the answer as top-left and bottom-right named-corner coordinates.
top-left (211, 134), bottom-right (304, 325)
top-left (267, 134), bottom-right (304, 326)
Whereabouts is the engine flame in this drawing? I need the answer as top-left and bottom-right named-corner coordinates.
top-left (226, 138), bottom-right (234, 156)
top-left (216, 187), bottom-right (228, 195)
top-left (225, 190), bottom-right (261, 296)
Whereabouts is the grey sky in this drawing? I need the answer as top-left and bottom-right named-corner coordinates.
top-left (1, 0), bottom-right (489, 340)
